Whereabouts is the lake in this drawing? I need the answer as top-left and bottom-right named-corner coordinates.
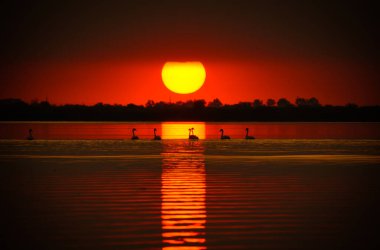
top-left (1, 121), bottom-right (380, 140)
top-left (1, 122), bottom-right (380, 249)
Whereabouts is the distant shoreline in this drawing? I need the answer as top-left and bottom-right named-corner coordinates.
top-left (1, 98), bottom-right (379, 122)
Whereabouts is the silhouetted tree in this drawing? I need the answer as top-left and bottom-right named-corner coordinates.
top-left (184, 100), bottom-right (194, 108)
top-left (307, 97), bottom-right (321, 107)
top-left (296, 97), bottom-right (321, 107)
top-left (1, 98), bottom-right (379, 122)
top-left (266, 99), bottom-right (276, 107)
top-left (193, 99), bottom-right (206, 109)
top-left (207, 98), bottom-right (223, 108)
top-left (277, 98), bottom-right (293, 108)
top-left (145, 100), bottom-right (155, 108)
top-left (253, 99), bottom-right (264, 108)
top-left (154, 101), bottom-right (168, 109)
top-left (295, 97), bottom-right (307, 107)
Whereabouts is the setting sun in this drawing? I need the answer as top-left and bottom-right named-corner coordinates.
top-left (162, 62), bottom-right (206, 94)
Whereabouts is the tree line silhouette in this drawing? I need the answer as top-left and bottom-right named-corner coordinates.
top-left (0, 98), bottom-right (379, 121)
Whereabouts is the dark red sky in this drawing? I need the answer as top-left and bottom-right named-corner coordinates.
top-left (1, 1), bottom-right (379, 105)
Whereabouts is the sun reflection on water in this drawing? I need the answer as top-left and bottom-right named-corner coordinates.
top-left (161, 141), bottom-right (207, 250)
top-left (161, 122), bottom-right (206, 139)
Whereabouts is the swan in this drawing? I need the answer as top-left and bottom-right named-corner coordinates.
top-left (27, 128), bottom-right (34, 140)
top-left (189, 128), bottom-right (199, 140)
top-left (131, 128), bottom-right (139, 140)
top-left (219, 129), bottom-right (230, 139)
top-left (153, 128), bottom-right (161, 140)
top-left (245, 128), bottom-right (255, 139)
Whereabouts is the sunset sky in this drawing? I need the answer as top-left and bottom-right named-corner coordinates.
top-left (1, 1), bottom-right (379, 105)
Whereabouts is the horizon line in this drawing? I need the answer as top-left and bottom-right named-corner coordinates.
top-left (1, 97), bottom-right (378, 107)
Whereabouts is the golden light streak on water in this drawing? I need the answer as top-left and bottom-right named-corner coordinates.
top-left (161, 141), bottom-right (207, 250)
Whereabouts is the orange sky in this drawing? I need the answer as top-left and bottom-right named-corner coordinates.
top-left (1, 1), bottom-right (379, 105)
top-left (1, 58), bottom-right (378, 105)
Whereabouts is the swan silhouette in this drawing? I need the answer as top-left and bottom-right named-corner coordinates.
top-left (27, 128), bottom-right (34, 140)
top-left (131, 128), bottom-right (139, 140)
top-left (189, 128), bottom-right (199, 140)
top-left (219, 129), bottom-right (230, 139)
top-left (245, 128), bottom-right (255, 139)
top-left (153, 128), bottom-right (161, 140)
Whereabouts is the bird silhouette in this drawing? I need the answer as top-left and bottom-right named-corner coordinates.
top-left (189, 128), bottom-right (199, 140)
top-left (245, 128), bottom-right (255, 139)
top-left (131, 128), bottom-right (139, 140)
top-left (153, 128), bottom-right (161, 140)
top-left (219, 129), bottom-right (231, 139)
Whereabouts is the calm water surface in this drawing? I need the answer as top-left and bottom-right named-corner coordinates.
top-left (1, 122), bottom-right (380, 249)
top-left (1, 121), bottom-right (380, 139)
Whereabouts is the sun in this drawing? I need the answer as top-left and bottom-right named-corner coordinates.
top-left (161, 61), bottom-right (206, 94)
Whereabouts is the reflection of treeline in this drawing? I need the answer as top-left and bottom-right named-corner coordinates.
top-left (0, 98), bottom-right (379, 121)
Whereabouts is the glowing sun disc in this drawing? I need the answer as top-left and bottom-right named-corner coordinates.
top-left (162, 61), bottom-right (206, 94)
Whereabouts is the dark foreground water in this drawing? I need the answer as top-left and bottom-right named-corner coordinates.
top-left (1, 137), bottom-right (380, 250)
